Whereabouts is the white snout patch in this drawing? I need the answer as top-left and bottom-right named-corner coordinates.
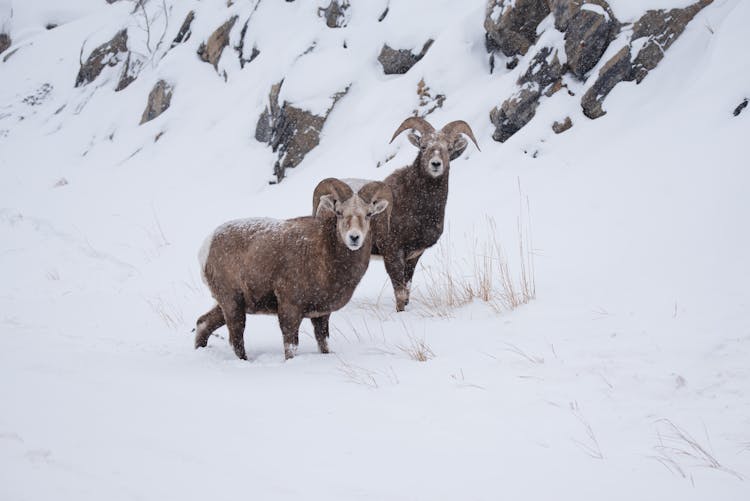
top-left (346, 230), bottom-right (364, 250)
top-left (428, 154), bottom-right (444, 177)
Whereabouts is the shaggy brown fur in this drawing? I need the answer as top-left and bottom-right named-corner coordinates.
top-left (196, 178), bottom-right (392, 360)
top-left (328, 118), bottom-right (479, 311)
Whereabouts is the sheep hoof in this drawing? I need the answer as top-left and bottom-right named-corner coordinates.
top-left (317, 340), bottom-right (330, 354)
top-left (284, 343), bottom-right (298, 360)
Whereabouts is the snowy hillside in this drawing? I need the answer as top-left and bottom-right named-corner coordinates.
top-left (1, 0), bottom-right (749, 499)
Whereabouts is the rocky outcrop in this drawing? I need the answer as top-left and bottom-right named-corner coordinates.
top-left (564, 2), bottom-right (618, 79)
top-left (171, 10), bottom-right (195, 48)
top-left (378, 40), bottom-right (434, 75)
top-left (580, 45), bottom-right (630, 118)
top-left (490, 46), bottom-right (564, 142)
top-left (140, 80), bottom-right (173, 125)
top-left (629, 0), bottom-right (712, 83)
top-left (75, 29), bottom-right (128, 87)
top-left (256, 81), bottom-right (350, 183)
top-left (484, 0), bottom-right (550, 57)
top-left (487, 0), bottom-right (712, 139)
top-left (582, 0), bottom-right (712, 118)
top-left (198, 16), bottom-right (238, 69)
top-left (0, 33), bottom-right (10, 55)
top-left (115, 52), bottom-right (144, 92)
top-left (318, 0), bottom-right (350, 28)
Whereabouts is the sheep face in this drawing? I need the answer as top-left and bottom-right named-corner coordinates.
top-left (407, 131), bottom-right (468, 178)
top-left (318, 194), bottom-right (389, 250)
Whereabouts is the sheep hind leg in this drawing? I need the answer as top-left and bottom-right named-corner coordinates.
top-left (195, 304), bottom-right (225, 349)
top-left (311, 315), bottom-right (330, 354)
top-left (277, 304), bottom-right (303, 360)
top-left (221, 297), bottom-right (247, 360)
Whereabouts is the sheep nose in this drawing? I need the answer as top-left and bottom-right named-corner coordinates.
top-left (431, 160), bottom-right (441, 167)
top-left (349, 234), bottom-right (360, 245)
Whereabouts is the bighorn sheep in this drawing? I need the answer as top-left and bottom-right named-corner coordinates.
top-left (317, 117), bottom-right (479, 311)
top-left (196, 178), bottom-right (392, 360)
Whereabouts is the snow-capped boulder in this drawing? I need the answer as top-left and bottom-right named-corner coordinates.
top-left (318, 0), bottom-right (350, 28)
top-left (377, 40), bottom-right (434, 75)
top-left (197, 16), bottom-right (238, 70)
top-left (490, 46), bottom-right (565, 142)
top-left (256, 81), bottom-right (350, 183)
top-left (171, 10), bottom-right (195, 48)
top-left (75, 29), bottom-right (128, 87)
top-left (484, 0), bottom-right (550, 57)
top-left (140, 80), bottom-right (173, 125)
top-left (564, 1), bottom-right (619, 80)
top-left (582, 0), bottom-right (713, 118)
top-left (629, 0), bottom-right (712, 83)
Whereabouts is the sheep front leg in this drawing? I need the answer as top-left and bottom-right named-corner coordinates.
top-left (277, 304), bottom-right (303, 360)
top-left (195, 304), bottom-right (226, 348)
top-left (311, 315), bottom-right (330, 354)
top-left (402, 249), bottom-right (425, 307)
top-left (383, 248), bottom-right (409, 312)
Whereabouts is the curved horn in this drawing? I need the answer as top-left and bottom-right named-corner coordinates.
top-left (357, 181), bottom-right (394, 233)
top-left (312, 178), bottom-right (354, 217)
top-left (441, 120), bottom-right (481, 151)
top-left (389, 117), bottom-right (435, 144)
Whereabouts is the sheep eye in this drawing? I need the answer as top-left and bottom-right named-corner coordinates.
top-left (365, 212), bottom-right (373, 219)
top-left (335, 210), bottom-right (343, 217)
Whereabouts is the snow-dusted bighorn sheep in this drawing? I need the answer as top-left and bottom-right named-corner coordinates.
top-left (317, 117), bottom-right (479, 311)
top-left (195, 178), bottom-right (392, 360)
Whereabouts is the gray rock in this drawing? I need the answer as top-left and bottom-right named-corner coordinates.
top-left (580, 0), bottom-right (712, 118)
top-left (75, 29), bottom-right (128, 87)
top-left (490, 46), bottom-right (564, 142)
top-left (580, 45), bottom-right (630, 118)
top-left (171, 11), bottom-right (195, 48)
top-left (378, 39), bottom-right (434, 75)
top-left (0, 33), bottom-right (10, 55)
top-left (630, 0), bottom-right (712, 83)
top-left (484, 0), bottom-right (550, 57)
top-left (197, 16), bottom-right (238, 69)
top-left (115, 52), bottom-right (144, 92)
top-left (552, 116), bottom-right (573, 133)
top-left (549, 0), bottom-right (582, 31)
top-left (140, 80), bottom-right (173, 125)
top-left (256, 81), bottom-right (350, 182)
top-left (565, 2), bottom-right (619, 80)
top-left (318, 0), bottom-right (350, 28)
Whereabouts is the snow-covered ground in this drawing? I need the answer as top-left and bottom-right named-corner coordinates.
top-left (1, 0), bottom-right (748, 499)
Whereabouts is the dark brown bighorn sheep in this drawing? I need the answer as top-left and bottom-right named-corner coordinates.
top-left (196, 178), bottom-right (392, 360)
top-left (376, 117), bottom-right (479, 311)
top-left (320, 117), bottom-right (479, 311)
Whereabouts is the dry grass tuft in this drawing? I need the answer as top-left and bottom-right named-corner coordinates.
top-left (146, 295), bottom-right (184, 330)
top-left (650, 419), bottom-right (742, 481)
top-left (415, 198), bottom-right (536, 317)
top-left (570, 402), bottom-right (604, 460)
top-left (336, 356), bottom-right (399, 388)
top-left (397, 336), bottom-right (435, 362)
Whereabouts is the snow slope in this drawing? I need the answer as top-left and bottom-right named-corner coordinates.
top-left (1, 0), bottom-right (749, 499)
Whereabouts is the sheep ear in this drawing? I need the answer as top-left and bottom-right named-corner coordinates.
top-left (449, 136), bottom-right (468, 161)
top-left (370, 198), bottom-right (389, 215)
top-left (316, 195), bottom-right (336, 217)
top-left (407, 132), bottom-right (421, 148)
